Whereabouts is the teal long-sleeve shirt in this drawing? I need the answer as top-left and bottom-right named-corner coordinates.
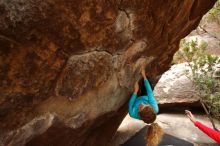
top-left (128, 79), bottom-right (159, 120)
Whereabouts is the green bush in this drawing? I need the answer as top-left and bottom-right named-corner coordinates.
top-left (178, 39), bottom-right (220, 120)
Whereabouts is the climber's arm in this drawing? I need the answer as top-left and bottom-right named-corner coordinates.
top-left (128, 81), bottom-right (139, 118)
top-left (141, 68), bottom-right (153, 97)
top-left (128, 93), bottom-right (137, 118)
top-left (141, 69), bottom-right (159, 113)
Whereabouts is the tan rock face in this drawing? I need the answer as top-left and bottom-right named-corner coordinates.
top-left (0, 0), bottom-right (216, 146)
top-left (154, 63), bottom-right (200, 108)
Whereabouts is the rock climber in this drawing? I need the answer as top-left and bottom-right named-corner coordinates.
top-left (128, 68), bottom-right (159, 124)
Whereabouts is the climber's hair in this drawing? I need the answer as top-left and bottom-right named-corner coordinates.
top-left (145, 123), bottom-right (163, 146)
top-left (139, 105), bottom-right (156, 124)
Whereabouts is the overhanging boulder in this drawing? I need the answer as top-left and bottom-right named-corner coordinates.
top-left (0, 0), bottom-right (216, 145)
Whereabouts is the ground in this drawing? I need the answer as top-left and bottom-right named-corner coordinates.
top-left (109, 112), bottom-right (220, 146)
